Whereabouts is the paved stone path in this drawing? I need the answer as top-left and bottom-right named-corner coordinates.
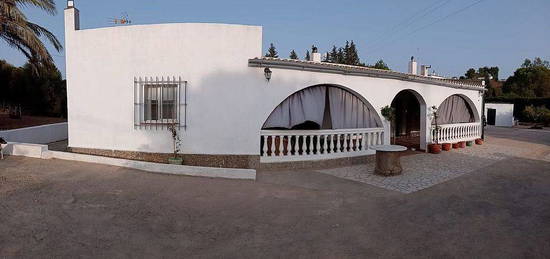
top-left (317, 138), bottom-right (548, 193)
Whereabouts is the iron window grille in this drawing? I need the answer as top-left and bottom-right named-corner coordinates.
top-left (134, 77), bottom-right (187, 130)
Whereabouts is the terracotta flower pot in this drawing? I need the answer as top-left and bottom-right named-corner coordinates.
top-left (475, 139), bottom-right (483, 145)
top-left (428, 144), bottom-right (442, 154)
top-left (452, 143), bottom-right (460, 149)
top-left (442, 143), bottom-right (452, 151)
top-left (459, 141), bottom-right (466, 148)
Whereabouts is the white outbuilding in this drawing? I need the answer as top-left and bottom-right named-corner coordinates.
top-left (485, 103), bottom-right (515, 127)
top-left (63, 2), bottom-right (485, 170)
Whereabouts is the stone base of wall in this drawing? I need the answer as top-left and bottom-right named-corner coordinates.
top-left (259, 155), bottom-right (375, 171)
top-left (68, 147), bottom-right (260, 169)
top-left (67, 147), bottom-right (374, 171)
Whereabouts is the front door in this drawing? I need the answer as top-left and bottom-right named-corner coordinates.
top-left (487, 108), bottom-right (496, 125)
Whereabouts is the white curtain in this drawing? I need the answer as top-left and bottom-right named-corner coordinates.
top-left (436, 95), bottom-right (475, 124)
top-left (262, 86), bottom-right (327, 129)
top-left (263, 85), bottom-right (381, 129)
top-left (328, 87), bottom-right (381, 129)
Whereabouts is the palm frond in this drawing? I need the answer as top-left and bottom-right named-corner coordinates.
top-left (26, 21), bottom-right (62, 51)
top-left (14, 0), bottom-right (56, 15)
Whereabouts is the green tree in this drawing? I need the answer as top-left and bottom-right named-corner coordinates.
top-left (465, 68), bottom-right (477, 79)
top-left (289, 49), bottom-right (298, 59)
top-left (0, 59), bottom-right (66, 117)
top-left (372, 60), bottom-right (390, 70)
top-left (503, 57), bottom-right (550, 98)
top-left (265, 43), bottom-right (278, 58)
top-left (523, 105), bottom-right (550, 126)
top-left (344, 41), bottom-right (361, 66)
top-left (324, 41), bottom-right (364, 65)
top-left (327, 46), bottom-right (338, 63)
top-left (0, 0), bottom-right (63, 70)
top-left (304, 50), bottom-right (310, 61)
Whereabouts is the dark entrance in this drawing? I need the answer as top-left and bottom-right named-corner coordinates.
top-left (487, 108), bottom-right (496, 125)
top-left (391, 90), bottom-right (421, 149)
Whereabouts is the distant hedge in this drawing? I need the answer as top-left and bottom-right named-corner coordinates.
top-left (485, 97), bottom-right (550, 121)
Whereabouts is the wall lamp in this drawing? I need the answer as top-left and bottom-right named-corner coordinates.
top-left (264, 67), bottom-right (272, 81)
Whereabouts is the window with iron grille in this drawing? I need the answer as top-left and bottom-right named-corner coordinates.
top-left (134, 77), bottom-right (187, 129)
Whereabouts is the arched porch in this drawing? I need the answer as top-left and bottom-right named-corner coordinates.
top-left (431, 94), bottom-right (482, 144)
top-left (259, 84), bottom-right (385, 162)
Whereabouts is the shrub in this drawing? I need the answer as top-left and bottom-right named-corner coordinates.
top-left (522, 105), bottom-right (550, 126)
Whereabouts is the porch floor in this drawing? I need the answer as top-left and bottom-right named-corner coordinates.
top-left (316, 135), bottom-right (549, 193)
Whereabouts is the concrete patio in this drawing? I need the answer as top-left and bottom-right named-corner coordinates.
top-left (1, 126), bottom-right (549, 258)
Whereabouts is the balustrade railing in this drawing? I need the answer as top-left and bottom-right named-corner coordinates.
top-left (260, 128), bottom-right (385, 162)
top-left (431, 122), bottom-right (481, 144)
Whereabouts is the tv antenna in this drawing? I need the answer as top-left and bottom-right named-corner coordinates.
top-left (109, 12), bottom-right (132, 25)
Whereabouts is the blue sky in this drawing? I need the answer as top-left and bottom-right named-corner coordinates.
top-left (1, 0), bottom-right (549, 79)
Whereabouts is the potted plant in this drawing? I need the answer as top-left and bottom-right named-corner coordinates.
top-left (466, 141), bottom-right (473, 146)
top-left (167, 123), bottom-right (183, 165)
top-left (442, 143), bottom-right (452, 151)
top-left (458, 141), bottom-right (466, 148)
top-left (475, 139), bottom-right (483, 145)
top-left (452, 143), bottom-right (460, 149)
top-left (381, 105), bottom-right (395, 144)
top-left (428, 106), bottom-right (442, 154)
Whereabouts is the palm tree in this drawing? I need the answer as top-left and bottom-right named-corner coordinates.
top-left (0, 0), bottom-right (62, 69)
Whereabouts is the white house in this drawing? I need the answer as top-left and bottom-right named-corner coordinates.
top-left (64, 3), bottom-right (485, 169)
top-left (485, 103), bottom-right (515, 127)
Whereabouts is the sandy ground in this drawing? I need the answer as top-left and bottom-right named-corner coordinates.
top-left (0, 127), bottom-right (549, 258)
top-left (0, 113), bottom-right (66, 130)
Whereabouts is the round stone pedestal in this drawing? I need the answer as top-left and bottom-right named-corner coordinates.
top-left (371, 145), bottom-right (407, 176)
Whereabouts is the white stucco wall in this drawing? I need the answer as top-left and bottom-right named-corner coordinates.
top-left (0, 123), bottom-right (68, 144)
top-left (65, 8), bottom-right (483, 156)
top-left (485, 103), bottom-right (514, 127)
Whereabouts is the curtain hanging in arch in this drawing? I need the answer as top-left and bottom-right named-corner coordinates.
top-left (262, 86), bottom-right (381, 130)
top-left (436, 95), bottom-right (476, 125)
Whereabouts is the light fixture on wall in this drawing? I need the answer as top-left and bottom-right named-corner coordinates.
top-left (264, 67), bottom-right (272, 82)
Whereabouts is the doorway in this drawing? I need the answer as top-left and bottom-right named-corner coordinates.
top-left (391, 90), bottom-right (421, 150)
top-left (487, 108), bottom-right (496, 125)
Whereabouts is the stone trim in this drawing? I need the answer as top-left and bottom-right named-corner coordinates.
top-left (68, 147), bottom-right (260, 169)
top-left (259, 154), bottom-right (375, 171)
top-left (249, 57), bottom-right (485, 91)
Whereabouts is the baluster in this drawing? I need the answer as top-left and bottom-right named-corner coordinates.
top-left (360, 132), bottom-right (367, 151)
top-left (301, 135), bottom-right (307, 156)
top-left (320, 134), bottom-right (326, 154)
top-left (335, 134), bottom-right (341, 153)
top-left (262, 135), bottom-right (267, 157)
top-left (317, 134), bottom-right (322, 155)
top-left (306, 135), bottom-right (312, 155)
top-left (292, 134), bottom-right (297, 156)
top-left (371, 132), bottom-right (375, 146)
top-left (277, 135), bottom-right (284, 156)
top-left (343, 134), bottom-right (348, 152)
top-left (269, 136), bottom-right (275, 156)
top-left (354, 133), bottom-right (359, 151)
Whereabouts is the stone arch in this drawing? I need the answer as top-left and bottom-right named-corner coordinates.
top-left (262, 84), bottom-right (383, 130)
top-left (436, 94), bottom-right (480, 124)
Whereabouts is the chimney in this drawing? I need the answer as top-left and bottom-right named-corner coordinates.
top-left (310, 45), bottom-right (321, 62)
top-left (65, 0), bottom-right (80, 31)
top-left (311, 52), bottom-right (321, 62)
top-left (408, 56), bottom-right (417, 75)
top-left (420, 65), bottom-right (431, 77)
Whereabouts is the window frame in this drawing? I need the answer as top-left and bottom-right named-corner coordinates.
top-left (134, 77), bottom-right (187, 129)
